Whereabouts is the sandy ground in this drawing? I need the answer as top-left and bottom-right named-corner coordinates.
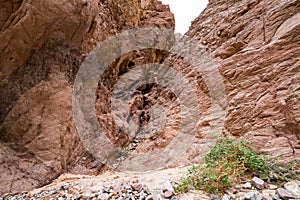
top-left (29, 166), bottom-right (210, 199)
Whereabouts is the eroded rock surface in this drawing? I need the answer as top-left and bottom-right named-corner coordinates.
top-left (0, 0), bottom-right (174, 195)
top-left (187, 0), bottom-right (300, 161)
top-left (113, 0), bottom-right (300, 167)
top-left (0, 0), bottom-right (299, 196)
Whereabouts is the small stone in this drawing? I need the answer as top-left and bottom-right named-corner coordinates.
top-left (262, 194), bottom-right (272, 200)
top-left (231, 188), bottom-right (239, 194)
top-left (242, 182), bottom-right (252, 189)
top-left (125, 185), bottom-right (132, 190)
top-left (132, 184), bottom-right (142, 191)
top-left (59, 191), bottom-right (65, 196)
top-left (91, 188), bottom-right (99, 193)
top-left (251, 177), bottom-right (265, 190)
top-left (244, 191), bottom-right (255, 200)
top-left (210, 193), bottom-right (219, 200)
top-left (255, 193), bottom-right (262, 200)
top-left (60, 184), bottom-right (70, 190)
top-left (284, 181), bottom-right (300, 197)
top-left (151, 192), bottom-right (163, 200)
top-left (129, 194), bottom-right (136, 200)
top-left (132, 179), bottom-right (139, 184)
top-left (73, 185), bottom-right (81, 190)
top-left (110, 189), bottom-right (117, 195)
top-left (133, 190), bottom-right (138, 195)
top-left (97, 193), bottom-right (110, 200)
top-left (225, 190), bottom-right (236, 199)
top-left (235, 192), bottom-right (246, 198)
top-left (102, 187), bottom-right (110, 193)
top-left (163, 191), bottom-right (173, 198)
top-left (271, 194), bottom-right (280, 200)
top-left (81, 193), bottom-right (92, 199)
top-left (143, 186), bottom-right (151, 195)
top-left (240, 188), bottom-right (252, 192)
top-left (267, 184), bottom-right (277, 190)
top-left (145, 195), bottom-right (154, 200)
top-left (262, 189), bottom-right (276, 196)
top-left (139, 191), bottom-right (147, 199)
top-left (221, 194), bottom-right (230, 200)
top-left (162, 181), bottom-right (174, 194)
top-left (122, 179), bottom-right (130, 185)
top-left (276, 188), bottom-right (297, 200)
top-left (294, 180), bottom-right (300, 187)
top-left (228, 192), bottom-right (235, 199)
top-left (235, 185), bottom-right (241, 189)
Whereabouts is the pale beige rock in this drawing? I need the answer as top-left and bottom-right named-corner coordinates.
top-left (262, 189), bottom-right (276, 197)
top-left (276, 188), bottom-right (298, 200)
top-left (284, 181), bottom-right (300, 198)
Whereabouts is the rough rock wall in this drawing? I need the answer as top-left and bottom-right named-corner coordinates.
top-left (1, 0), bottom-right (299, 196)
top-left (187, 0), bottom-right (300, 160)
top-left (102, 0), bottom-right (300, 168)
top-left (0, 0), bottom-right (174, 195)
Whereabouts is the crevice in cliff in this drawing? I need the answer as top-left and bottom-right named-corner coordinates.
top-left (95, 49), bottom-right (172, 146)
top-left (0, 0), bottom-right (23, 30)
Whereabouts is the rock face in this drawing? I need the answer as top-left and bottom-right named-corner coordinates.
top-left (0, 0), bottom-right (174, 195)
top-left (105, 0), bottom-right (300, 167)
top-left (0, 0), bottom-right (299, 196)
top-left (187, 0), bottom-right (300, 161)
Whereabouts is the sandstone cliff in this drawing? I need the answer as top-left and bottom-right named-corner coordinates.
top-left (0, 0), bottom-right (299, 196)
top-left (187, 0), bottom-right (300, 159)
top-left (0, 0), bottom-right (174, 195)
top-left (115, 0), bottom-right (300, 167)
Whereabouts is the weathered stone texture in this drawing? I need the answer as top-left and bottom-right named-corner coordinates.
top-left (188, 0), bottom-right (300, 160)
top-left (0, 0), bottom-right (174, 195)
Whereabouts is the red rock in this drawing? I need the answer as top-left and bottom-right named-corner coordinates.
top-left (0, 0), bottom-right (174, 195)
top-left (180, 0), bottom-right (300, 164)
top-left (1, 0), bottom-right (299, 195)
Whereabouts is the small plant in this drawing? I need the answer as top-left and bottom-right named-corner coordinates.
top-left (205, 137), bottom-right (269, 177)
top-left (175, 137), bottom-right (272, 194)
top-left (267, 159), bottom-right (300, 185)
top-left (175, 137), bottom-right (300, 194)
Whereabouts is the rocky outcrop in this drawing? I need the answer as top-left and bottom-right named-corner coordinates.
top-left (1, 0), bottom-right (299, 196)
top-left (0, 0), bottom-right (174, 195)
top-left (101, 0), bottom-right (300, 168)
top-left (187, 0), bottom-right (300, 160)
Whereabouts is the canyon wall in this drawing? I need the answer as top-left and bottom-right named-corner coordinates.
top-left (0, 0), bottom-right (174, 195)
top-left (111, 0), bottom-right (300, 167)
top-left (187, 0), bottom-right (300, 159)
top-left (0, 0), bottom-right (299, 196)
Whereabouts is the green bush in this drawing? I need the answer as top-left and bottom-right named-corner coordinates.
top-left (205, 137), bottom-right (269, 178)
top-left (175, 137), bottom-right (298, 194)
